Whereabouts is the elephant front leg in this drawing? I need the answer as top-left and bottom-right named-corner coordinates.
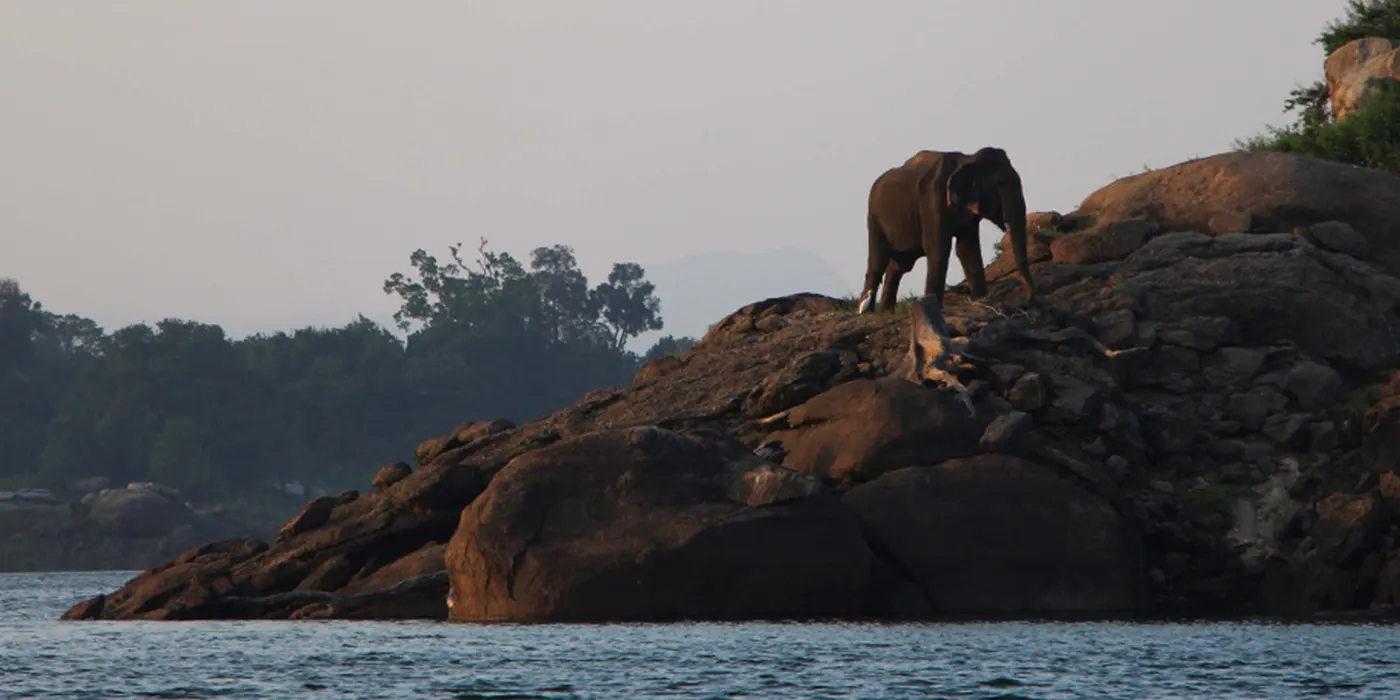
top-left (926, 231), bottom-right (955, 308)
top-left (955, 231), bottom-right (988, 298)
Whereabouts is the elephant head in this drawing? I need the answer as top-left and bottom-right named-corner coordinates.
top-left (945, 147), bottom-right (1037, 302)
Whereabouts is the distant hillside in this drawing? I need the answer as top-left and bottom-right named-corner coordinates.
top-left (634, 247), bottom-right (852, 349)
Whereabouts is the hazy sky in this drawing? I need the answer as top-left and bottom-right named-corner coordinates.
top-left (2, 1), bottom-right (1350, 339)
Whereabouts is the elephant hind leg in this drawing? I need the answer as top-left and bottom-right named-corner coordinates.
top-left (859, 212), bottom-right (890, 314)
top-left (878, 259), bottom-right (906, 311)
top-left (955, 230), bottom-right (988, 298)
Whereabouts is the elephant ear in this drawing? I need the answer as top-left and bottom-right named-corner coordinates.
top-left (946, 162), bottom-right (978, 210)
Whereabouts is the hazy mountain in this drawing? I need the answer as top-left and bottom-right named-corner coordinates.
top-left (632, 247), bottom-right (854, 351)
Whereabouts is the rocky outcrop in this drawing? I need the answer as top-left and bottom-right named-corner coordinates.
top-left (445, 427), bottom-right (871, 621)
top-left (845, 454), bottom-right (1150, 615)
top-left (1060, 150), bottom-right (1400, 280)
top-left (1326, 37), bottom-right (1400, 121)
top-left (68, 150), bottom-right (1400, 623)
top-left (762, 378), bottom-right (987, 488)
top-left (61, 462), bottom-right (482, 620)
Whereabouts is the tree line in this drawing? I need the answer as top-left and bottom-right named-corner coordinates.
top-left (0, 240), bottom-right (696, 499)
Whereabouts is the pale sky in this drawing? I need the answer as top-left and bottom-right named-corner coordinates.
top-left (1, 1), bottom-right (1350, 342)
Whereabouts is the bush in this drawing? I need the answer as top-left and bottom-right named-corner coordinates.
top-left (1234, 0), bottom-right (1400, 173)
top-left (1250, 82), bottom-right (1400, 173)
top-left (1319, 0), bottom-right (1400, 55)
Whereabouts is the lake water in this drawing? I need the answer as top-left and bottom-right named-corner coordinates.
top-left (2, 572), bottom-right (1399, 698)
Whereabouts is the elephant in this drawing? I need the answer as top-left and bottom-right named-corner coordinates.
top-left (856, 147), bottom-right (1036, 314)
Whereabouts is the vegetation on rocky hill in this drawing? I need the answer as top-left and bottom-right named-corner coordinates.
top-left (1238, 0), bottom-right (1400, 173)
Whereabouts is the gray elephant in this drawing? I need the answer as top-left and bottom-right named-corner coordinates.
top-left (857, 147), bottom-right (1036, 313)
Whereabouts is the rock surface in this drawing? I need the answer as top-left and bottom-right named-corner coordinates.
top-left (62, 462), bottom-right (481, 620)
top-left (844, 454), bottom-right (1150, 615)
top-left (1325, 37), bottom-right (1400, 120)
top-left (1064, 150), bottom-right (1400, 282)
top-left (445, 427), bottom-right (872, 621)
top-left (69, 150), bottom-right (1400, 623)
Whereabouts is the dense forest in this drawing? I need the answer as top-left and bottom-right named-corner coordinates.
top-left (0, 239), bottom-right (696, 499)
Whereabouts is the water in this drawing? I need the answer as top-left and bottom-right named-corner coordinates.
top-left (2, 572), bottom-right (1399, 699)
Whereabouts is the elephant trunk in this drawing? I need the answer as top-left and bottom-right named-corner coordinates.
top-left (1000, 186), bottom-right (1037, 303)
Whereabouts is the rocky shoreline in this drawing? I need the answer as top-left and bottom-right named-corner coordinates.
top-left (62, 150), bottom-right (1400, 624)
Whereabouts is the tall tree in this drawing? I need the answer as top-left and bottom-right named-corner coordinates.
top-left (591, 263), bottom-right (663, 351)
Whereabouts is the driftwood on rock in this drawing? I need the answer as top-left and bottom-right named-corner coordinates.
top-left (903, 296), bottom-right (982, 416)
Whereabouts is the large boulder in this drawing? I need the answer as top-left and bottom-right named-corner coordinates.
top-left (445, 427), bottom-right (873, 622)
top-left (843, 454), bottom-right (1150, 615)
top-left (1325, 37), bottom-right (1400, 121)
top-left (85, 488), bottom-right (194, 539)
top-left (763, 378), bottom-right (988, 488)
top-left (1069, 151), bottom-right (1400, 280)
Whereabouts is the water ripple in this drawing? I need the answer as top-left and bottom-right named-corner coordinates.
top-left (2, 572), bottom-right (1399, 698)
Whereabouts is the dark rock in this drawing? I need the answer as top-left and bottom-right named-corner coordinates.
top-left (1283, 362), bottom-right (1345, 412)
top-left (1082, 435), bottom-right (1108, 458)
top-left (1314, 493), bottom-right (1388, 568)
top-left (843, 454), bottom-right (1150, 615)
top-left (1007, 372), bottom-right (1047, 412)
top-left (1374, 553), bottom-right (1400, 608)
top-left (746, 350), bottom-right (847, 417)
top-left (445, 427), bottom-right (873, 621)
top-left (1125, 346), bottom-right (1200, 389)
top-left (990, 363), bottom-right (1026, 387)
top-left (1039, 373), bottom-right (1104, 425)
top-left (1309, 220), bottom-right (1371, 260)
top-left (1109, 232), bottom-right (1400, 374)
top-left (1158, 316), bottom-right (1240, 352)
top-left (1378, 472), bottom-right (1400, 512)
top-left (1207, 439), bottom-right (1245, 460)
top-left (64, 457), bottom-right (486, 621)
top-left (1105, 455), bottom-right (1130, 482)
top-left (415, 419), bottom-right (517, 467)
top-left (277, 497), bottom-right (337, 543)
top-left (1203, 348), bottom-right (1268, 389)
top-left (1093, 309), bottom-right (1137, 348)
top-left (1226, 387), bottom-right (1290, 433)
top-left (1309, 422), bottom-right (1339, 453)
top-left (1363, 377), bottom-right (1400, 471)
top-left (752, 439), bottom-right (788, 463)
top-left (1050, 218), bottom-right (1159, 265)
top-left (980, 412), bottom-right (1034, 453)
top-left (1263, 414), bottom-right (1312, 450)
top-left (296, 554), bottom-right (356, 592)
top-left (767, 378), bottom-right (985, 487)
top-left (371, 463), bottom-right (413, 491)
